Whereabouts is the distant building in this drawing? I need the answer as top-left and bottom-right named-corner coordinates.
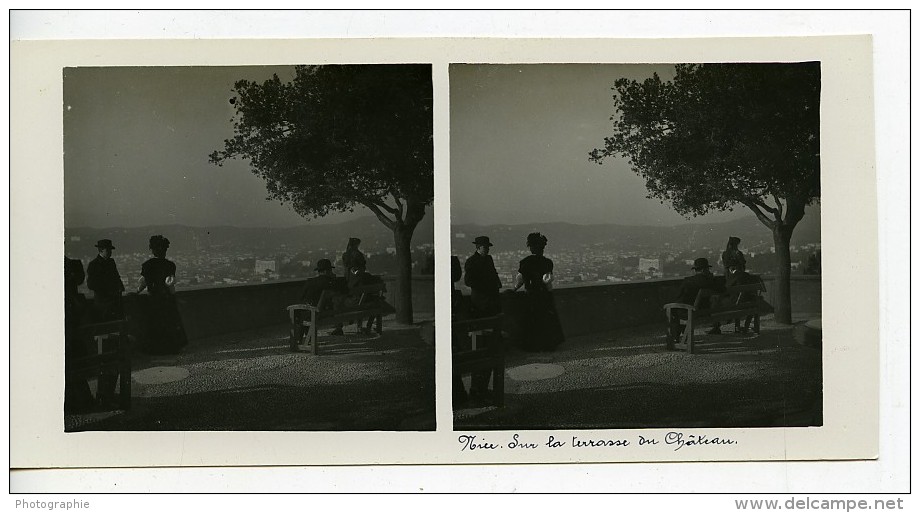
top-left (639, 258), bottom-right (662, 278)
top-left (255, 259), bottom-right (277, 274)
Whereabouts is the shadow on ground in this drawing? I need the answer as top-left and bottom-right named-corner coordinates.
top-left (454, 315), bottom-right (822, 430)
top-left (67, 318), bottom-right (435, 432)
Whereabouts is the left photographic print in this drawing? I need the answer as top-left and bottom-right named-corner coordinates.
top-left (63, 65), bottom-right (435, 432)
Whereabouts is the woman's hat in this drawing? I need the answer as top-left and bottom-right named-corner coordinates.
top-left (526, 232), bottom-right (548, 248)
top-left (691, 257), bottom-right (712, 270)
top-left (728, 236), bottom-right (741, 245)
top-left (473, 236), bottom-right (493, 247)
top-left (315, 258), bottom-right (335, 272)
top-left (348, 237), bottom-right (361, 246)
top-left (95, 239), bottom-right (115, 250)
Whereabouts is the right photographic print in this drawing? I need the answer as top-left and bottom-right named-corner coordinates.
top-left (450, 63), bottom-right (822, 431)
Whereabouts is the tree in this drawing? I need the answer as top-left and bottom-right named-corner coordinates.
top-left (210, 65), bottom-right (433, 324)
top-left (589, 63), bottom-right (820, 324)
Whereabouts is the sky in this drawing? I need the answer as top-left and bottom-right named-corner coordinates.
top-left (63, 66), bottom-right (366, 228)
top-left (449, 64), bottom-right (759, 226)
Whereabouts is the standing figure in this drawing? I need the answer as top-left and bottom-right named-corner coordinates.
top-left (463, 236), bottom-right (503, 404)
top-left (136, 235), bottom-right (187, 355)
top-left (464, 236), bottom-right (502, 318)
top-left (342, 237), bottom-right (367, 278)
top-left (668, 257), bottom-right (726, 349)
top-left (721, 236), bottom-right (747, 276)
top-left (86, 239), bottom-right (125, 322)
top-left (511, 232), bottom-right (565, 352)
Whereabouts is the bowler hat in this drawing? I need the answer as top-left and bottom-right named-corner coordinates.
top-left (315, 258), bottom-right (335, 272)
top-left (472, 236), bottom-right (493, 247)
top-left (95, 239), bottom-right (115, 250)
top-left (691, 257), bottom-right (712, 270)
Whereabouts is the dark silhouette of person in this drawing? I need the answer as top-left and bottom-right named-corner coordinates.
top-left (342, 237), bottom-right (367, 277)
top-left (464, 236), bottom-right (502, 318)
top-left (450, 255), bottom-right (470, 407)
top-left (292, 259), bottom-right (350, 349)
top-left (668, 257), bottom-right (725, 349)
top-left (85, 239), bottom-right (125, 403)
top-left (136, 235), bottom-right (188, 355)
top-left (511, 232), bottom-right (565, 352)
top-left (64, 256), bottom-right (94, 413)
top-left (86, 239), bottom-right (125, 322)
top-left (725, 264), bottom-right (760, 334)
top-left (462, 236), bottom-right (503, 405)
top-left (721, 236), bottom-right (747, 275)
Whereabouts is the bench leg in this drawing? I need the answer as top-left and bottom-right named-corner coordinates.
top-left (492, 360), bottom-right (505, 407)
top-left (307, 323), bottom-right (318, 355)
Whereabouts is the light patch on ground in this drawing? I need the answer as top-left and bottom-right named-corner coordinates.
top-left (506, 363), bottom-right (566, 381)
top-left (132, 366), bottom-right (190, 385)
top-left (192, 354), bottom-right (303, 372)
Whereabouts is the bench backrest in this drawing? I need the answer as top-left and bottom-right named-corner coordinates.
top-left (452, 314), bottom-right (504, 335)
top-left (350, 283), bottom-right (387, 305)
top-left (693, 280), bottom-right (766, 311)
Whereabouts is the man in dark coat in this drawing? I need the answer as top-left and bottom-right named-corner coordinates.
top-left (463, 236), bottom-right (502, 318)
top-left (463, 236), bottom-right (503, 405)
top-left (86, 239), bottom-right (125, 321)
top-left (668, 257), bottom-right (725, 349)
top-left (292, 259), bottom-right (350, 349)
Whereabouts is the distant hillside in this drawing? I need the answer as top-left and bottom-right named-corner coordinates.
top-left (451, 212), bottom-right (820, 253)
top-left (64, 215), bottom-right (435, 256)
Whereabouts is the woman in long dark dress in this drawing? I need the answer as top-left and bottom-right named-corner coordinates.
top-left (136, 235), bottom-right (187, 355)
top-left (511, 232), bottom-right (565, 352)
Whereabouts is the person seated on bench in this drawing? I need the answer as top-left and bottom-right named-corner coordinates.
top-left (346, 263), bottom-right (386, 334)
top-left (725, 264), bottom-right (759, 334)
top-left (668, 257), bottom-right (725, 350)
top-left (296, 258), bottom-right (349, 341)
top-left (451, 255), bottom-right (471, 407)
top-left (65, 256), bottom-right (95, 414)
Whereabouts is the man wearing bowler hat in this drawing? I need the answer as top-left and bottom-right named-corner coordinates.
top-left (464, 236), bottom-right (502, 318)
top-left (86, 239), bottom-right (126, 322)
top-left (668, 257), bottom-right (725, 349)
top-left (462, 235), bottom-right (503, 406)
top-left (292, 258), bottom-right (350, 350)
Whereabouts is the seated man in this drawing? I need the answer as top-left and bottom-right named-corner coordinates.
top-left (668, 257), bottom-right (725, 349)
top-left (292, 259), bottom-right (349, 349)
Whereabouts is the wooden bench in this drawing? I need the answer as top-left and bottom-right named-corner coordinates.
top-left (452, 314), bottom-right (505, 407)
top-left (287, 283), bottom-right (394, 355)
top-left (663, 281), bottom-right (772, 354)
top-left (65, 320), bottom-right (132, 410)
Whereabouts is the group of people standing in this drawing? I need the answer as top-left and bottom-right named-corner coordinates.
top-left (459, 232), bottom-right (566, 351)
top-left (64, 235), bottom-right (187, 412)
top-left (452, 232), bottom-right (566, 406)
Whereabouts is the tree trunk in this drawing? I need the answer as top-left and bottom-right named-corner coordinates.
top-left (392, 222), bottom-right (416, 325)
top-left (772, 224), bottom-right (795, 324)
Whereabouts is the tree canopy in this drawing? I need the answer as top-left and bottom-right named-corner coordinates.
top-left (210, 64), bottom-right (433, 324)
top-left (209, 64), bottom-right (434, 230)
top-left (589, 62), bottom-right (820, 231)
top-left (590, 62), bottom-right (821, 324)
